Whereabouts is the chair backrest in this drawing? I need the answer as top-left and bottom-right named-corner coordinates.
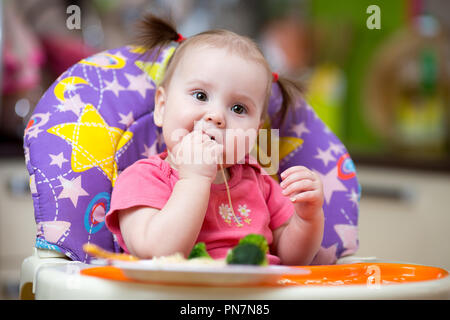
top-left (24, 45), bottom-right (360, 264)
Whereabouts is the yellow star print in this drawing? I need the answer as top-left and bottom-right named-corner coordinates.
top-left (47, 104), bottom-right (133, 186)
top-left (128, 45), bottom-right (147, 54)
top-left (251, 118), bottom-right (304, 182)
top-left (278, 136), bottom-right (304, 160)
top-left (134, 46), bottom-right (176, 85)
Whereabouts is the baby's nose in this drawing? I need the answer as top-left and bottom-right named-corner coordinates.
top-left (204, 112), bottom-right (225, 128)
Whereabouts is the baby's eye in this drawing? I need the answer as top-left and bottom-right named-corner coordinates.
top-left (193, 91), bottom-right (208, 102)
top-left (231, 104), bottom-right (247, 114)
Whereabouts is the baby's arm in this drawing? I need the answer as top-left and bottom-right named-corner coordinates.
top-left (118, 176), bottom-right (212, 259)
top-left (272, 166), bottom-right (324, 265)
top-left (118, 131), bottom-right (222, 259)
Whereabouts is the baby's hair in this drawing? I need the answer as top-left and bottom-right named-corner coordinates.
top-left (134, 13), bottom-right (304, 127)
top-left (274, 76), bottom-right (304, 128)
top-left (135, 14), bottom-right (179, 62)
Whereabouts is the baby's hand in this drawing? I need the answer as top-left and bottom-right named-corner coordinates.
top-left (170, 130), bottom-right (223, 182)
top-left (280, 166), bottom-right (324, 221)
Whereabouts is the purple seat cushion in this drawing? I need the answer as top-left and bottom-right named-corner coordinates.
top-left (24, 45), bottom-right (359, 264)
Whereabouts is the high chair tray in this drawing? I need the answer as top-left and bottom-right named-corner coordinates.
top-left (28, 262), bottom-right (450, 299)
top-left (112, 260), bottom-right (310, 286)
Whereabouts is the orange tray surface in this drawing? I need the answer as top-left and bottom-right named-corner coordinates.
top-left (80, 263), bottom-right (448, 287)
top-left (282, 263), bottom-right (448, 286)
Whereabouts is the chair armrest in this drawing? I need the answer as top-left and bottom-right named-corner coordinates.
top-left (20, 248), bottom-right (72, 299)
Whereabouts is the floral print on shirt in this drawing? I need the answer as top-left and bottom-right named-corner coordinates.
top-left (218, 203), bottom-right (252, 227)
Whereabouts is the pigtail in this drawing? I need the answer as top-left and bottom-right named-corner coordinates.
top-left (274, 75), bottom-right (305, 127)
top-left (133, 13), bottom-right (179, 60)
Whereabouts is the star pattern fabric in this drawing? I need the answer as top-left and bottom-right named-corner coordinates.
top-left (347, 188), bottom-right (360, 207)
top-left (47, 104), bottom-right (133, 186)
top-left (53, 76), bottom-right (89, 102)
top-left (329, 141), bottom-right (346, 156)
top-left (80, 52), bottom-right (127, 69)
top-left (314, 166), bottom-right (348, 205)
top-left (37, 221), bottom-right (71, 243)
top-left (135, 46), bottom-right (175, 85)
top-left (278, 136), bottom-right (304, 160)
top-left (54, 94), bottom-right (85, 116)
top-left (334, 224), bottom-right (358, 256)
top-left (118, 111), bottom-right (134, 127)
top-left (24, 112), bottom-right (51, 139)
top-left (155, 129), bottom-right (165, 150)
top-left (290, 121), bottom-right (310, 137)
top-left (141, 140), bottom-right (158, 158)
top-left (26, 127), bottom-right (42, 139)
top-left (311, 243), bottom-right (338, 265)
top-left (315, 147), bottom-right (336, 167)
top-left (49, 152), bottom-right (68, 169)
top-left (104, 77), bottom-right (126, 98)
top-left (124, 73), bottom-right (154, 98)
top-left (57, 175), bottom-right (89, 207)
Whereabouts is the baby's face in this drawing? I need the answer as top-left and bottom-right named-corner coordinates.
top-left (154, 45), bottom-right (269, 166)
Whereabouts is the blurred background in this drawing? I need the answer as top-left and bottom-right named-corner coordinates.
top-left (0, 0), bottom-right (449, 299)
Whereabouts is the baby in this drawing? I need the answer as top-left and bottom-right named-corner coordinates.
top-left (105, 15), bottom-right (324, 265)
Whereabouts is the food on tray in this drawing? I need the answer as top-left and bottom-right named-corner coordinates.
top-left (226, 234), bottom-right (269, 266)
top-left (84, 234), bottom-right (270, 267)
top-left (236, 234), bottom-right (269, 254)
top-left (83, 243), bottom-right (139, 261)
top-left (152, 253), bottom-right (226, 266)
top-left (188, 242), bottom-right (212, 260)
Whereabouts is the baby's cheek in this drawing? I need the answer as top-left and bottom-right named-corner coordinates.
top-left (164, 127), bottom-right (189, 151)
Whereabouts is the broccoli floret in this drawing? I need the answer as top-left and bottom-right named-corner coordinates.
top-left (237, 234), bottom-right (269, 254)
top-left (226, 234), bottom-right (269, 266)
top-left (188, 242), bottom-right (212, 259)
top-left (226, 243), bottom-right (268, 265)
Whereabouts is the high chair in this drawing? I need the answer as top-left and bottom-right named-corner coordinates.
top-left (19, 45), bottom-right (450, 300)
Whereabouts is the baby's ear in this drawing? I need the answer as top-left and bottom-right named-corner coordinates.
top-left (154, 86), bottom-right (166, 127)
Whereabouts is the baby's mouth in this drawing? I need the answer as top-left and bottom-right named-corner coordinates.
top-left (202, 130), bottom-right (220, 143)
top-left (193, 120), bottom-right (222, 143)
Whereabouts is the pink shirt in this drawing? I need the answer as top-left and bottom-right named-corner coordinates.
top-left (105, 151), bottom-right (294, 264)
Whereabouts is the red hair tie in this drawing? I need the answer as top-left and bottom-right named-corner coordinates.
top-left (176, 33), bottom-right (186, 43)
top-left (272, 72), bottom-right (279, 82)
